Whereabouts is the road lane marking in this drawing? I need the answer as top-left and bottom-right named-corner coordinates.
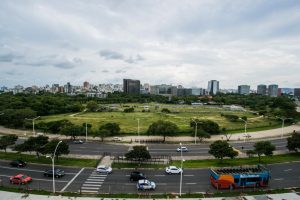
top-left (157, 183), bottom-right (167, 185)
top-left (85, 181), bottom-right (104, 184)
top-left (125, 175), bottom-right (130, 177)
top-left (87, 179), bottom-right (104, 182)
top-left (81, 186), bottom-right (99, 189)
top-left (82, 184), bottom-right (101, 187)
top-left (60, 168), bottom-right (85, 192)
top-left (274, 178), bottom-right (284, 181)
top-left (0, 166), bottom-right (76, 174)
top-left (184, 175), bottom-right (194, 177)
top-left (284, 169), bottom-right (292, 172)
top-left (186, 183), bottom-right (197, 185)
top-left (155, 175), bottom-right (165, 177)
top-left (81, 190), bottom-right (98, 193)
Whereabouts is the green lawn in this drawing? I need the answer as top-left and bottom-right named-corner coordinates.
top-left (38, 103), bottom-right (280, 135)
top-left (0, 151), bottom-right (99, 168)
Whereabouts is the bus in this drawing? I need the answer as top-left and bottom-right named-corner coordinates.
top-left (210, 165), bottom-right (270, 189)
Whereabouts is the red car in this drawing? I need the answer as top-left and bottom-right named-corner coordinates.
top-left (10, 174), bottom-right (32, 184)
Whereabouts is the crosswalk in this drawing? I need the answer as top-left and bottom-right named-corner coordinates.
top-left (80, 170), bottom-right (107, 193)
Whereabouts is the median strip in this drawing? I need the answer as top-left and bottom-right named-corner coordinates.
top-left (60, 167), bottom-right (85, 192)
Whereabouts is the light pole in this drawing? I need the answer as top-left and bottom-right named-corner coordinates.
top-left (240, 118), bottom-right (247, 143)
top-left (191, 119), bottom-right (198, 144)
top-left (137, 118), bottom-right (140, 144)
top-left (46, 140), bottom-right (62, 194)
top-left (277, 117), bottom-right (293, 138)
top-left (85, 122), bottom-right (88, 143)
top-left (25, 116), bottom-right (40, 136)
top-left (179, 142), bottom-right (185, 196)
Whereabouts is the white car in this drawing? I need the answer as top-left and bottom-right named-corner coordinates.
top-left (176, 146), bottom-right (188, 152)
top-left (165, 166), bottom-right (183, 174)
top-left (112, 137), bottom-right (122, 142)
top-left (137, 179), bottom-right (156, 190)
top-left (96, 165), bottom-right (112, 174)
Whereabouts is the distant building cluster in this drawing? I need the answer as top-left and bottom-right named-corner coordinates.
top-left (1, 79), bottom-right (299, 99)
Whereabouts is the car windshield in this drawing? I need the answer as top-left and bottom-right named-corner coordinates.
top-left (21, 175), bottom-right (27, 179)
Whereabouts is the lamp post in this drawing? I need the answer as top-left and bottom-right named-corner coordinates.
top-left (85, 122), bottom-right (88, 143)
top-left (25, 116), bottom-right (40, 136)
top-left (277, 117), bottom-right (293, 138)
top-left (46, 140), bottom-right (62, 194)
top-left (240, 118), bottom-right (247, 143)
top-left (137, 118), bottom-right (140, 144)
top-left (191, 119), bottom-right (198, 144)
top-left (179, 142), bottom-right (185, 196)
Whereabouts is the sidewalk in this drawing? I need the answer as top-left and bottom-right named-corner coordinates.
top-left (1, 191), bottom-right (300, 200)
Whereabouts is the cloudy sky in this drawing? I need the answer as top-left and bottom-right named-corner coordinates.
top-left (1, 0), bottom-right (300, 89)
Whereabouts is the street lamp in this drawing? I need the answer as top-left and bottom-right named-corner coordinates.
top-left (25, 116), bottom-right (40, 136)
top-left (240, 118), bottom-right (248, 143)
top-left (46, 140), bottom-right (63, 194)
top-left (191, 118), bottom-right (198, 144)
top-left (277, 117), bottom-right (293, 138)
top-left (137, 118), bottom-right (140, 144)
top-left (85, 122), bottom-right (88, 143)
top-left (179, 142), bottom-right (185, 196)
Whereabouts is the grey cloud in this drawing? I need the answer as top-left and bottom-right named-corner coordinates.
top-left (115, 69), bottom-right (126, 73)
top-left (102, 69), bottom-right (109, 73)
top-left (5, 70), bottom-right (23, 76)
top-left (0, 53), bottom-right (23, 62)
top-left (99, 50), bottom-right (124, 60)
top-left (125, 54), bottom-right (145, 63)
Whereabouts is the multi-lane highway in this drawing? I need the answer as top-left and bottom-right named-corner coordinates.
top-left (0, 159), bottom-right (299, 194)
top-left (66, 137), bottom-right (288, 157)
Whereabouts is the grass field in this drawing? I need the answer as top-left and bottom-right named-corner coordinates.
top-left (38, 103), bottom-right (280, 135)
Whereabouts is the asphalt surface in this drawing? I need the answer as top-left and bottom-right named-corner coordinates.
top-left (67, 138), bottom-right (288, 157)
top-left (1, 159), bottom-right (299, 194)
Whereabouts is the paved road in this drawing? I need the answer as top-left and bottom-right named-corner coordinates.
top-left (1, 160), bottom-right (299, 194)
top-left (67, 138), bottom-right (288, 157)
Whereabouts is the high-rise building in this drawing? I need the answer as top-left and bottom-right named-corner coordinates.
top-left (268, 84), bottom-right (278, 97)
top-left (83, 81), bottom-right (90, 89)
top-left (207, 80), bottom-right (219, 95)
top-left (257, 84), bottom-right (267, 95)
top-left (294, 88), bottom-right (300, 99)
top-left (238, 85), bottom-right (250, 95)
top-left (123, 79), bottom-right (140, 95)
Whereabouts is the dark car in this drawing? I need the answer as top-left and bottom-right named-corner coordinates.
top-left (44, 169), bottom-right (65, 178)
top-left (130, 171), bottom-right (146, 181)
top-left (10, 160), bottom-right (26, 168)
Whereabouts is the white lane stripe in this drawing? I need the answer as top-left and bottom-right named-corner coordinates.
top-left (284, 169), bottom-right (292, 172)
top-left (155, 175), bottom-right (165, 177)
top-left (60, 168), bottom-right (85, 192)
top-left (87, 179), bottom-right (104, 181)
top-left (125, 175), bottom-right (130, 177)
top-left (82, 184), bottom-right (102, 187)
top-left (81, 187), bottom-right (99, 189)
top-left (90, 175), bottom-right (107, 177)
top-left (0, 166), bottom-right (76, 174)
top-left (274, 178), bottom-right (284, 181)
top-left (85, 181), bottom-right (104, 184)
top-left (186, 183), bottom-right (197, 185)
top-left (81, 190), bottom-right (98, 193)
top-left (184, 175), bottom-right (194, 177)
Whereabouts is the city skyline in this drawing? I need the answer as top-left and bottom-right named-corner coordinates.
top-left (1, 0), bottom-right (300, 88)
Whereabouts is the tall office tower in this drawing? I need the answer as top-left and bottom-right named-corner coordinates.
top-left (207, 80), bottom-right (219, 95)
top-left (257, 84), bottom-right (267, 95)
top-left (238, 85), bottom-right (250, 95)
top-left (294, 88), bottom-right (300, 99)
top-left (268, 84), bottom-right (279, 97)
top-left (123, 79), bottom-right (140, 95)
top-left (83, 81), bottom-right (90, 89)
top-left (64, 82), bottom-right (72, 93)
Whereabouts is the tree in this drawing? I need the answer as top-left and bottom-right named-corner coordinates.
top-left (287, 132), bottom-right (300, 152)
top-left (190, 119), bottom-right (220, 135)
top-left (60, 124), bottom-right (85, 140)
top-left (161, 108), bottom-right (171, 113)
top-left (97, 122), bottom-right (121, 141)
top-left (125, 145), bottom-right (151, 164)
top-left (124, 107), bottom-right (134, 113)
top-left (43, 139), bottom-right (69, 160)
top-left (0, 134), bottom-right (18, 152)
top-left (253, 141), bottom-right (276, 162)
top-left (86, 100), bottom-right (98, 112)
top-left (197, 129), bottom-right (211, 142)
top-left (209, 140), bottom-right (238, 162)
top-left (147, 120), bottom-right (178, 142)
top-left (14, 135), bottom-right (49, 158)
